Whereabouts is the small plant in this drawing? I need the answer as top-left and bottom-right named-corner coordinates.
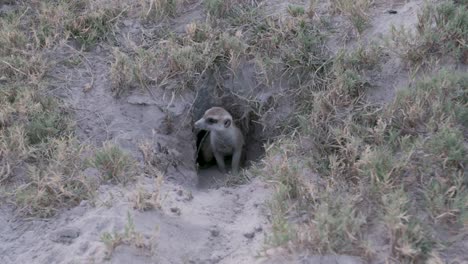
top-left (168, 45), bottom-right (206, 74)
top-left (100, 231), bottom-right (122, 256)
top-left (267, 184), bottom-right (296, 247)
top-left (305, 192), bottom-right (366, 253)
top-left (329, 0), bottom-right (372, 35)
top-left (26, 107), bottom-right (71, 145)
top-left (203, 0), bottom-right (254, 19)
top-left (382, 190), bottom-right (434, 261)
top-left (110, 49), bottom-right (136, 97)
top-left (356, 147), bottom-right (398, 189)
top-left (91, 142), bottom-right (136, 184)
top-left (0, 9), bottom-right (28, 53)
top-left (101, 212), bottom-right (153, 258)
top-left (140, 0), bottom-right (178, 19)
top-left (132, 177), bottom-right (163, 211)
top-left (427, 127), bottom-right (467, 166)
top-left (66, 8), bottom-right (119, 50)
top-left (13, 137), bottom-right (96, 217)
top-left (287, 5), bottom-right (305, 17)
top-left (204, 0), bottom-right (227, 17)
top-left (424, 175), bottom-right (468, 225)
top-left (185, 23), bottom-right (210, 43)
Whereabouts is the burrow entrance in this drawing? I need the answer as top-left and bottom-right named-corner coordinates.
top-left (192, 78), bottom-right (269, 189)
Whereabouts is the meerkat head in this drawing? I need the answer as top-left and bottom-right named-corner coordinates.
top-left (195, 107), bottom-right (233, 132)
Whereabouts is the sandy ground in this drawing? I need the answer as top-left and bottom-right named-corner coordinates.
top-left (1, 0), bottom-right (464, 263)
top-left (0, 176), bottom-right (272, 263)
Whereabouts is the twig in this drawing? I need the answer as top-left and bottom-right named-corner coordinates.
top-left (1, 60), bottom-right (28, 76)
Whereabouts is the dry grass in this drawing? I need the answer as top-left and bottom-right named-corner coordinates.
top-left (329, 0), bottom-right (373, 35)
top-left (13, 137), bottom-right (97, 217)
top-left (203, 0), bottom-right (254, 18)
top-left (90, 142), bottom-right (137, 184)
top-left (101, 212), bottom-right (157, 259)
top-left (390, 0), bottom-right (468, 66)
top-left (66, 7), bottom-right (120, 50)
top-left (0, 0), bottom-right (466, 262)
top-left (0, 0), bottom-right (132, 217)
top-left (110, 48), bottom-right (136, 97)
top-left (139, 0), bottom-right (179, 19)
top-left (132, 176), bottom-right (163, 211)
top-left (259, 67), bottom-right (467, 261)
top-left (238, 4), bottom-right (467, 259)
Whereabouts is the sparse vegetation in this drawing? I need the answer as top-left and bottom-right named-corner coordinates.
top-left (0, 0), bottom-right (467, 262)
top-left (0, 3), bottom-right (103, 217)
top-left (329, 0), bottom-right (373, 35)
top-left (287, 5), bottom-right (305, 17)
top-left (14, 137), bottom-right (97, 217)
top-left (260, 68), bottom-right (467, 260)
top-left (91, 142), bottom-right (136, 184)
top-left (390, 0), bottom-right (468, 66)
top-left (101, 212), bottom-right (155, 258)
top-left (132, 177), bottom-right (163, 211)
top-left (139, 0), bottom-right (178, 19)
top-left (110, 48), bottom-right (136, 96)
top-left (66, 7), bottom-right (120, 50)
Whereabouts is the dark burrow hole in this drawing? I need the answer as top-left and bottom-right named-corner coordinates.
top-left (193, 102), bottom-right (266, 189)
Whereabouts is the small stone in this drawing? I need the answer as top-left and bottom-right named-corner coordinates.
top-left (50, 227), bottom-right (80, 244)
top-left (210, 227), bottom-right (220, 237)
top-left (170, 207), bottom-right (181, 215)
top-left (210, 251), bottom-right (223, 263)
top-left (254, 226), bottom-right (263, 232)
top-left (243, 232), bottom-right (255, 239)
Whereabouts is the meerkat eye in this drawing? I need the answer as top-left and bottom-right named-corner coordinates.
top-left (207, 118), bottom-right (218, 124)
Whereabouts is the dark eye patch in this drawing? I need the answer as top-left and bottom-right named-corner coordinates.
top-left (207, 118), bottom-right (218, 124)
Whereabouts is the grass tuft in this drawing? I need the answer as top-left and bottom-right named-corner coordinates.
top-left (66, 8), bottom-right (120, 50)
top-left (110, 49), bottom-right (136, 97)
top-left (390, 0), bottom-right (468, 65)
top-left (329, 0), bottom-right (373, 35)
top-left (91, 142), bottom-right (136, 184)
top-left (101, 212), bottom-right (155, 258)
top-left (140, 0), bottom-right (178, 19)
top-left (132, 177), bottom-right (163, 211)
top-left (14, 137), bottom-right (96, 217)
top-left (287, 5), bottom-right (305, 17)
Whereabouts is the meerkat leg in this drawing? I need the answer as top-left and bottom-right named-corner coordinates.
top-left (231, 149), bottom-right (242, 175)
top-left (213, 151), bottom-right (227, 173)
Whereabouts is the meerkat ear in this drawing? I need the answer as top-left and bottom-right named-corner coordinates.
top-left (224, 119), bottom-right (231, 128)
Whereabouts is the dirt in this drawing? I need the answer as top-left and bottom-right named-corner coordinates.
top-left (0, 176), bottom-right (272, 263)
top-left (0, 0), bottom-right (463, 263)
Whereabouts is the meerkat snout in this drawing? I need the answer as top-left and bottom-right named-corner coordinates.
top-left (195, 107), bottom-right (244, 175)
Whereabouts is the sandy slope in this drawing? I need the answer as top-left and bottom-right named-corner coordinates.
top-left (1, 177), bottom-right (271, 263)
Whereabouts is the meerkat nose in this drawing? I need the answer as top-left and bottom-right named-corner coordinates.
top-left (194, 119), bottom-right (203, 128)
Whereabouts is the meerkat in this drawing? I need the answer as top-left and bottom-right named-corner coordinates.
top-left (195, 107), bottom-right (244, 175)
